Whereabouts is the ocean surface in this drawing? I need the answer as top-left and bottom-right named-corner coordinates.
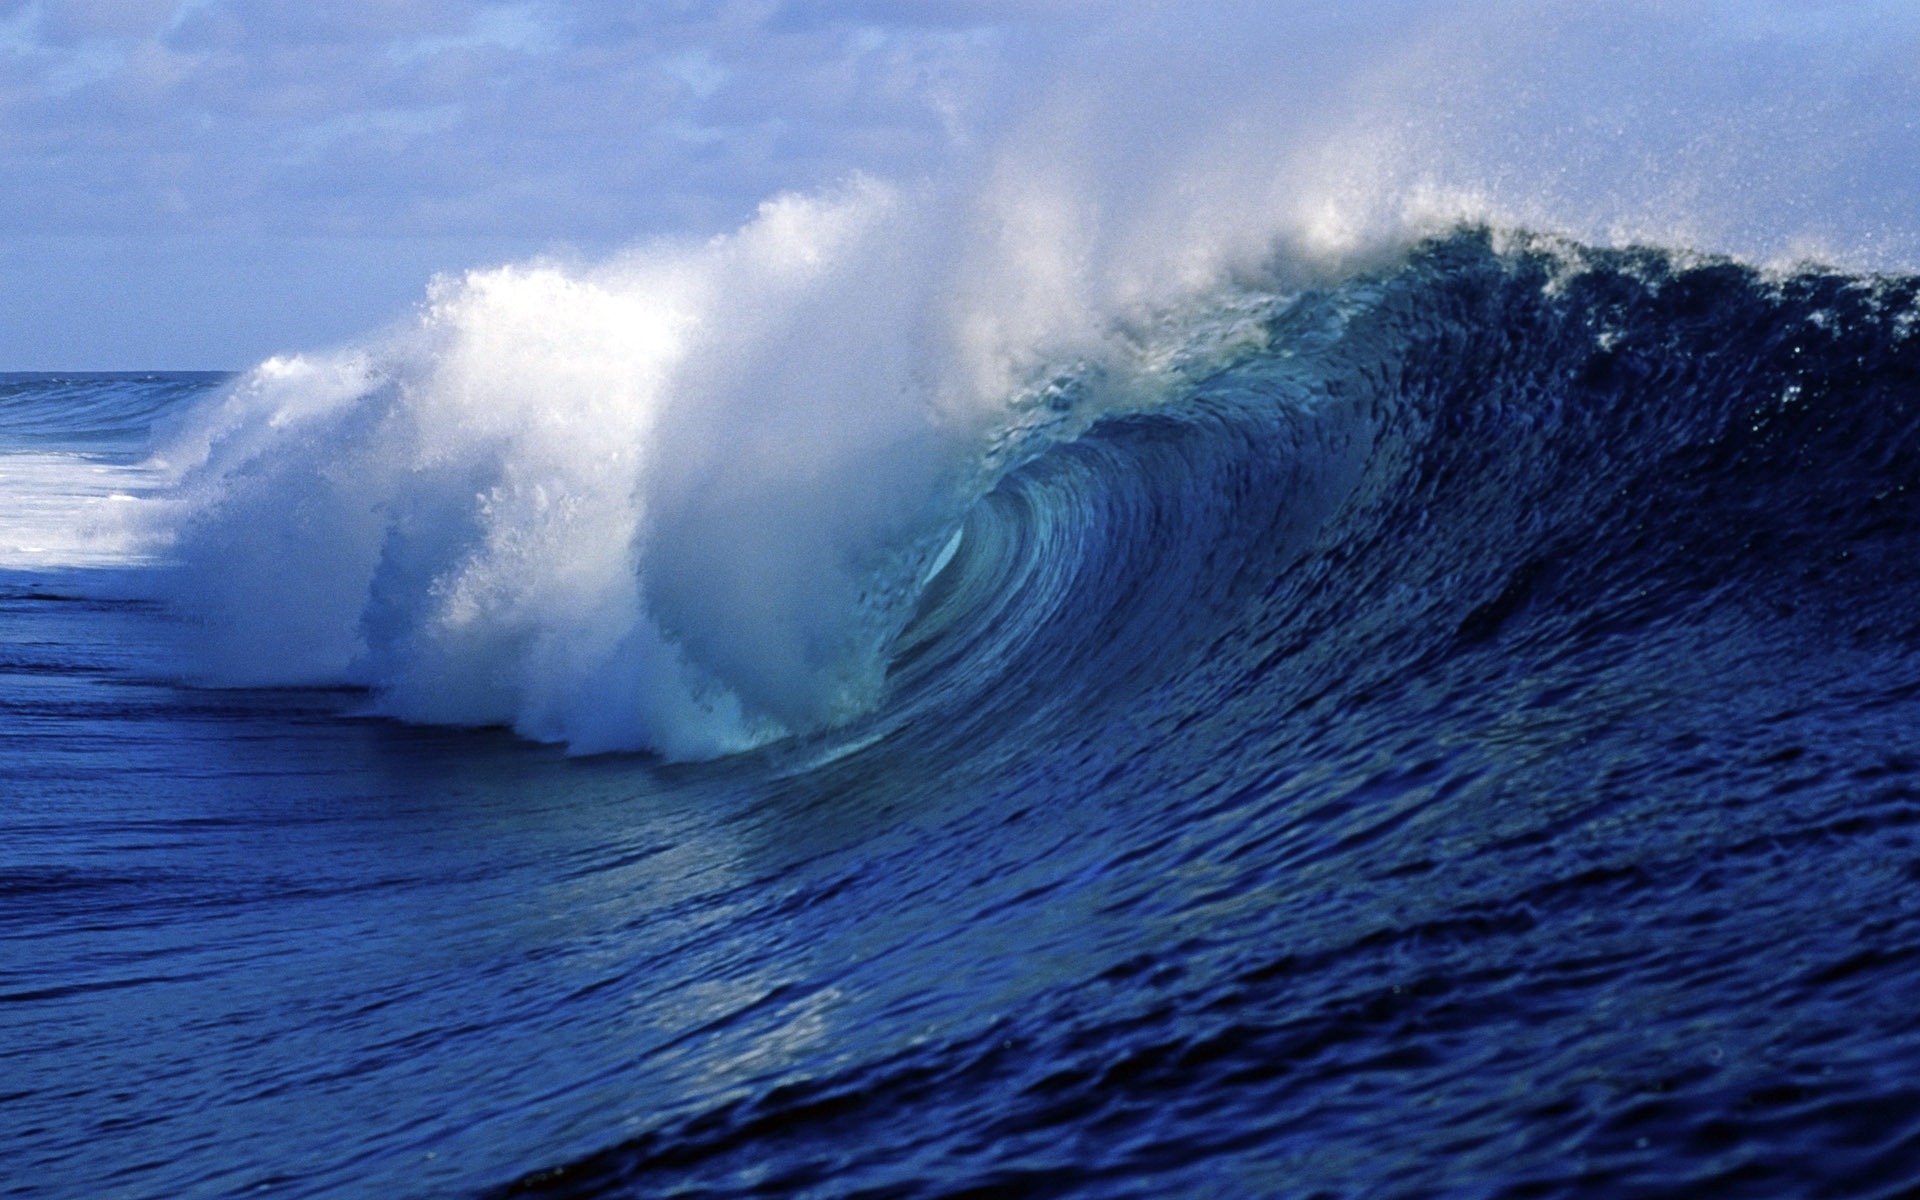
top-left (10, 229), bottom-right (1920, 1197)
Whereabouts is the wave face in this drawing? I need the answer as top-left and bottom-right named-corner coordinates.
top-left (457, 228), bottom-right (1920, 1195)
top-left (145, 169), bottom-right (1402, 760)
top-left (15, 229), bottom-right (1920, 1197)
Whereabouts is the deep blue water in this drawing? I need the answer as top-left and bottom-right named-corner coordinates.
top-left (10, 232), bottom-right (1920, 1197)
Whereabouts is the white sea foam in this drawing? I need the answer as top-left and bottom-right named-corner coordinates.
top-left (0, 452), bottom-right (169, 569)
top-left (152, 182), bottom-right (963, 757)
top-left (140, 1), bottom-right (1920, 756)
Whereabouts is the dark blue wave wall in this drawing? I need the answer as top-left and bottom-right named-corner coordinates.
top-left (503, 230), bottom-right (1920, 1197)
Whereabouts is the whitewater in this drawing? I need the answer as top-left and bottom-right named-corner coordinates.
top-left (10, 3), bottom-right (1920, 1197)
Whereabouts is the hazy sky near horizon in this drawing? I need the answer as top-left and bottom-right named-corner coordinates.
top-left (3, 0), bottom-right (1917, 369)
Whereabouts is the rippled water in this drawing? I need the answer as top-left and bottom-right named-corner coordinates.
top-left (10, 233), bottom-right (1920, 1197)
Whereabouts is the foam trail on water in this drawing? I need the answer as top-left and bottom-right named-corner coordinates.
top-left (0, 453), bottom-right (169, 569)
top-left (141, 0), bottom-right (1920, 757)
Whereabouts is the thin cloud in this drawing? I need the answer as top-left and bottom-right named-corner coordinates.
top-left (386, 3), bottom-right (564, 65)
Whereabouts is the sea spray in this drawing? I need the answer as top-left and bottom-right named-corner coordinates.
top-left (144, 174), bottom-right (1354, 757)
top-left (152, 182), bottom-right (975, 757)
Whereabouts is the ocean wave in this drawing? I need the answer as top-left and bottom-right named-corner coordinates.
top-left (125, 219), bottom-right (1920, 771)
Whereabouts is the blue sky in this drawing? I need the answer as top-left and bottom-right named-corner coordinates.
top-left (0, 0), bottom-right (1082, 367)
top-left (3, 0), bottom-right (1916, 369)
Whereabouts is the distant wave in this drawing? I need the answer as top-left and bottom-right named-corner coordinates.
top-left (0, 374), bottom-right (222, 568)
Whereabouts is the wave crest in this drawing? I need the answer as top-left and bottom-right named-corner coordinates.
top-left (154, 181), bottom-right (982, 758)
